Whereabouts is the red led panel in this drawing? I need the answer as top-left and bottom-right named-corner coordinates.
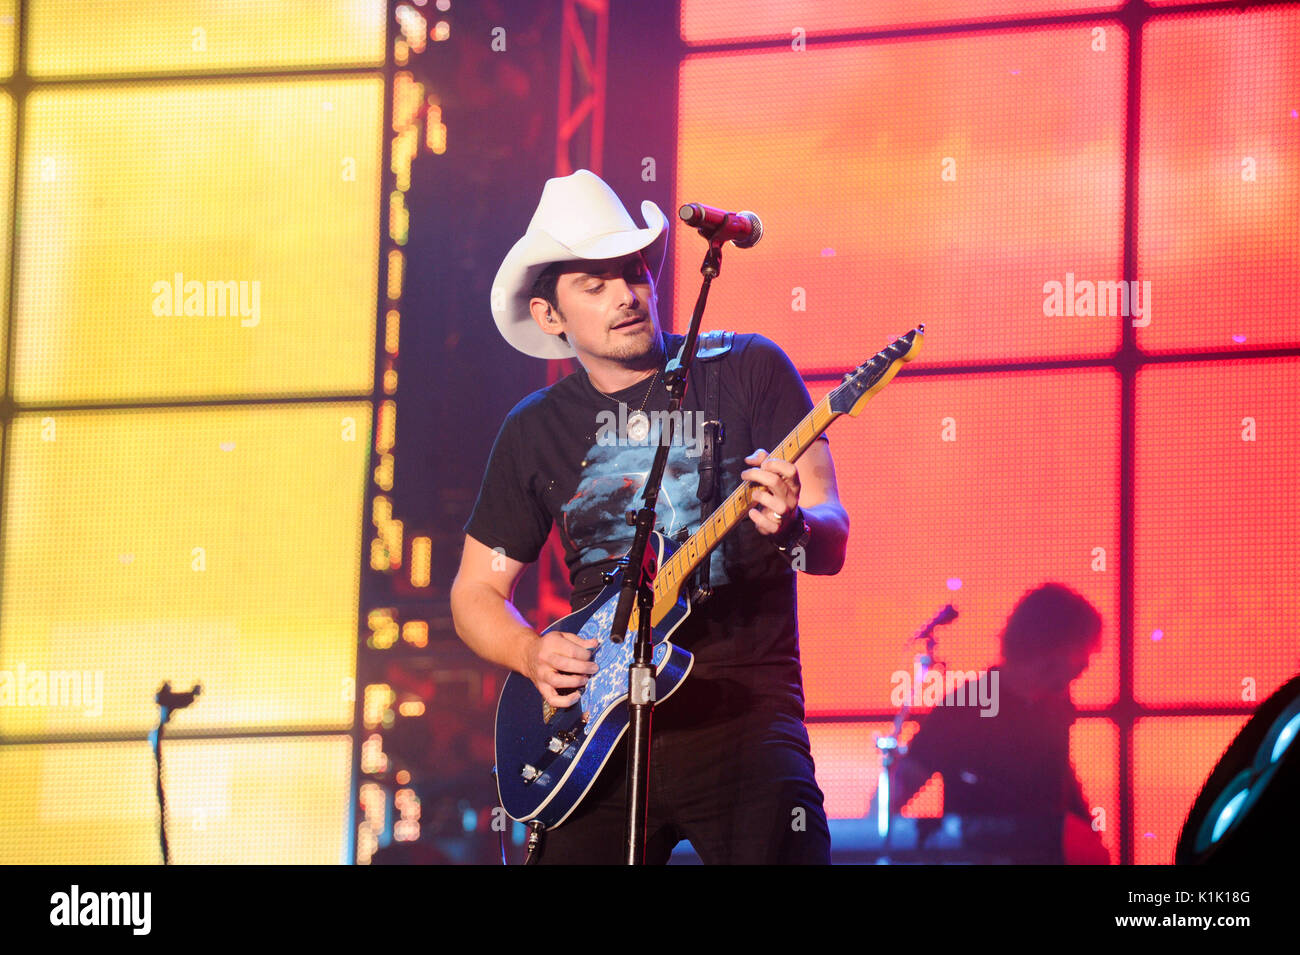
top-left (810, 718), bottom-right (1117, 856)
top-left (901, 773), bottom-right (944, 819)
top-left (808, 720), bottom-right (918, 818)
top-left (681, 0), bottom-right (1123, 44)
top-left (797, 369), bottom-right (1120, 714)
top-left (893, 719), bottom-right (1119, 855)
top-left (675, 27), bottom-right (1126, 368)
top-left (1133, 359), bottom-right (1300, 706)
top-left (1132, 716), bottom-right (1250, 865)
top-left (1136, 8), bottom-right (1300, 353)
top-left (1072, 717), bottom-right (1120, 864)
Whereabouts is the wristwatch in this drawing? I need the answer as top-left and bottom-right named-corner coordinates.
top-left (772, 506), bottom-right (811, 556)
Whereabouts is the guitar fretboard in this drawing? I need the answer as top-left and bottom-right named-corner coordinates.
top-left (641, 325), bottom-right (923, 626)
top-left (649, 396), bottom-right (838, 623)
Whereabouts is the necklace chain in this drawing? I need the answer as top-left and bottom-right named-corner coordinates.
top-left (595, 369), bottom-right (659, 413)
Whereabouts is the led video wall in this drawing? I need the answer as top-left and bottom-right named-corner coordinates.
top-left (676, 1), bottom-right (1299, 863)
top-left (0, 1), bottom-right (387, 863)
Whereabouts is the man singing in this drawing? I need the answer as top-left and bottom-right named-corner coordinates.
top-left (450, 169), bottom-right (848, 863)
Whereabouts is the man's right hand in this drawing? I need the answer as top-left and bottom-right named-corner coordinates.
top-left (523, 631), bottom-right (600, 709)
top-left (451, 536), bottom-right (601, 709)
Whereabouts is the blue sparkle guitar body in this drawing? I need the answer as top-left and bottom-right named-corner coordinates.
top-left (494, 531), bottom-right (693, 828)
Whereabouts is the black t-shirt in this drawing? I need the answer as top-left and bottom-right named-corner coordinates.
top-left (463, 331), bottom-right (828, 720)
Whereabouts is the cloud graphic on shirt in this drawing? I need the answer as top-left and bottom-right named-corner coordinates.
top-left (561, 439), bottom-right (703, 565)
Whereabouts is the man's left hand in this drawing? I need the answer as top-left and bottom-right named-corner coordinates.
top-left (742, 448), bottom-right (801, 537)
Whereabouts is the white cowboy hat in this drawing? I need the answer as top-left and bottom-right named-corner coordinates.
top-left (490, 169), bottom-right (669, 360)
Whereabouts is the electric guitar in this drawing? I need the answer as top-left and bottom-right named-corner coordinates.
top-left (494, 325), bottom-right (925, 828)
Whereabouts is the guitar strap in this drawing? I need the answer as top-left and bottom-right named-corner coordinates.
top-left (690, 329), bottom-right (734, 605)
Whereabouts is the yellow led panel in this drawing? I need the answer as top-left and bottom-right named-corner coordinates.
top-left (0, 403), bottom-right (371, 736)
top-left (13, 78), bottom-right (382, 403)
top-left (0, 92), bottom-right (11, 382)
top-left (0, 736), bottom-right (352, 864)
top-left (0, 0), bottom-right (15, 77)
top-left (26, 0), bottom-right (385, 77)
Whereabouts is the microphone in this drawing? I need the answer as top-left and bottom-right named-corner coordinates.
top-left (911, 604), bottom-right (957, 645)
top-left (678, 203), bottom-right (763, 249)
top-left (156, 681), bottom-right (202, 712)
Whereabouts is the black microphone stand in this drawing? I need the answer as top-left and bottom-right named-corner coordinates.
top-left (150, 681), bottom-right (202, 865)
top-left (873, 605), bottom-right (956, 851)
top-left (619, 228), bottom-right (730, 865)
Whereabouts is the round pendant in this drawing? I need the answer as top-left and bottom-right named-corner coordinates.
top-left (626, 410), bottom-right (650, 442)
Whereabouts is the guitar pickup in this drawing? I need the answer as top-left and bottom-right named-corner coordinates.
top-left (547, 728), bottom-right (582, 753)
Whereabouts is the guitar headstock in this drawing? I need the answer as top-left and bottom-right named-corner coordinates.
top-left (828, 325), bottom-right (924, 417)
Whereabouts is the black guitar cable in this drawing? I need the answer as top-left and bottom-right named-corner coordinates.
top-left (497, 817), bottom-right (545, 864)
top-left (524, 821), bottom-right (545, 864)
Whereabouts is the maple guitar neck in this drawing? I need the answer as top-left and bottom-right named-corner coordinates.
top-left (647, 325), bottom-right (924, 627)
top-left (648, 402), bottom-right (834, 622)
